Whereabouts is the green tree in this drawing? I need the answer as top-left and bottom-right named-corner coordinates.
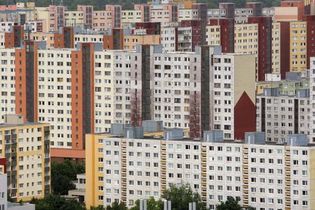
top-left (216, 197), bottom-right (255, 210)
top-left (106, 201), bottom-right (128, 210)
top-left (130, 197), bottom-right (163, 210)
top-left (161, 184), bottom-right (206, 210)
top-left (31, 194), bottom-right (85, 210)
top-left (216, 197), bottom-right (242, 210)
top-left (51, 160), bottom-right (85, 195)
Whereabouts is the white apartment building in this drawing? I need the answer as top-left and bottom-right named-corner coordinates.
top-left (86, 130), bottom-right (315, 210)
top-left (37, 48), bottom-right (73, 148)
top-left (150, 47), bottom-right (215, 129)
top-left (178, 9), bottom-right (199, 22)
top-left (161, 26), bottom-right (177, 52)
top-left (256, 87), bottom-right (310, 143)
top-left (94, 50), bottom-right (133, 133)
top-left (0, 48), bottom-right (16, 123)
top-left (0, 43), bottom-right (256, 152)
top-left (0, 173), bottom-right (7, 210)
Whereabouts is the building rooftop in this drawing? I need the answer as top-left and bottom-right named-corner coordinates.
top-left (0, 114), bottom-right (48, 129)
top-left (102, 122), bottom-right (315, 147)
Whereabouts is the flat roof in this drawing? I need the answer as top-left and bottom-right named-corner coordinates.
top-left (0, 122), bottom-right (48, 129)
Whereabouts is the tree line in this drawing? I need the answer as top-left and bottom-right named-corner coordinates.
top-left (31, 179), bottom-right (255, 210)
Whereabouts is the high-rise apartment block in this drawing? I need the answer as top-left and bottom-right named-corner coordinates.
top-left (0, 42), bottom-right (256, 158)
top-left (86, 129), bottom-right (315, 210)
top-left (256, 86), bottom-right (310, 143)
top-left (1, 1), bottom-right (315, 209)
top-left (310, 57), bottom-right (315, 143)
top-left (0, 114), bottom-right (50, 201)
top-left (0, 0), bottom-right (314, 168)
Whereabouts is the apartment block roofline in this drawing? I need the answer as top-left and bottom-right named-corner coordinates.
top-left (100, 122), bottom-right (312, 147)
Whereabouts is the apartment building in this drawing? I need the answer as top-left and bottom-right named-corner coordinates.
top-left (178, 8), bottom-right (199, 22)
top-left (272, 22), bottom-right (281, 75)
top-left (34, 7), bottom-right (50, 33)
top-left (148, 46), bottom-right (217, 131)
top-left (77, 5), bottom-right (93, 29)
top-left (290, 21), bottom-right (307, 72)
top-left (48, 5), bottom-right (66, 32)
top-left (0, 9), bottom-right (33, 25)
top-left (275, 0), bottom-right (305, 21)
top-left (234, 23), bottom-right (258, 55)
top-left (96, 45), bottom-right (255, 140)
top-left (150, 4), bottom-right (178, 26)
top-left (210, 54), bottom-right (256, 140)
top-left (0, 43), bottom-right (256, 158)
top-left (161, 25), bottom-right (177, 52)
top-left (157, 19), bottom-right (204, 52)
top-left (305, 15), bottom-right (315, 68)
top-left (0, 48), bottom-right (17, 123)
top-left (134, 4), bottom-right (150, 22)
top-left (256, 87), bottom-right (310, 143)
top-left (121, 10), bottom-right (142, 27)
top-left (86, 129), bottom-right (315, 210)
top-left (310, 58), bottom-right (315, 143)
top-left (93, 49), bottom-right (133, 133)
top-left (234, 22), bottom-right (280, 77)
top-left (74, 33), bottom-right (104, 46)
top-left (37, 48), bottom-right (73, 149)
top-left (205, 24), bottom-right (220, 46)
top-left (123, 34), bottom-right (160, 50)
top-left (0, 114), bottom-right (50, 201)
top-left (92, 11), bottom-right (112, 31)
top-left (3, 25), bottom-right (24, 48)
top-left (24, 20), bottom-right (44, 33)
top-left (64, 11), bottom-right (84, 28)
top-left (208, 18), bottom-right (234, 53)
top-left (0, 173), bottom-right (7, 210)
top-left (177, 20), bottom-right (203, 52)
top-left (92, 5), bottom-right (122, 31)
top-left (128, 45), bottom-right (256, 139)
